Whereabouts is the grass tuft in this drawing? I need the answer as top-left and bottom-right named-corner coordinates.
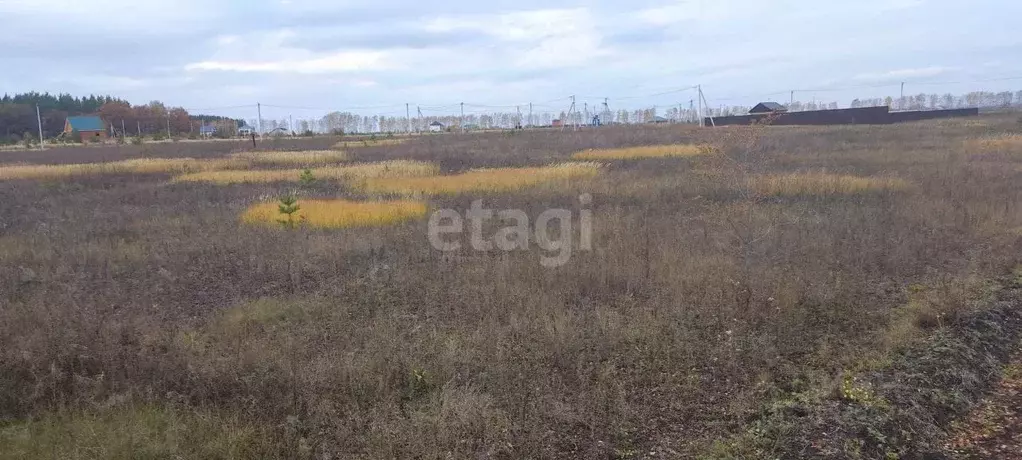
top-left (357, 162), bottom-right (602, 196)
top-left (749, 172), bottom-right (911, 197)
top-left (571, 144), bottom-right (712, 160)
top-left (173, 160), bottom-right (439, 184)
top-left (241, 198), bottom-right (428, 228)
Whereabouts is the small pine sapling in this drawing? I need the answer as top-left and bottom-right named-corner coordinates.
top-left (277, 193), bottom-right (302, 229)
top-left (299, 169), bottom-right (316, 185)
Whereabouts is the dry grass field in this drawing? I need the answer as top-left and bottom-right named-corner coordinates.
top-left (2, 115), bottom-right (1022, 459)
top-left (571, 143), bottom-right (711, 160)
top-left (356, 162), bottom-right (602, 196)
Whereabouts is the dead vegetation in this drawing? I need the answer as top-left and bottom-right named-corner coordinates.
top-left (2, 114), bottom-right (1022, 458)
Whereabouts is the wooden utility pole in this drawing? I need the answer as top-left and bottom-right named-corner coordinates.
top-left (697, 85), bottom-right (703, 127)
top-left (35, 104), bottom-right (44, 150)
top-left (256, 103), bottom-right (263, 137)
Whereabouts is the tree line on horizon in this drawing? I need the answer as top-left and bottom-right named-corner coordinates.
top-left (3, 89), bottom-right (1021, 143)
top-left (0, 92), bottom-right (244, 145)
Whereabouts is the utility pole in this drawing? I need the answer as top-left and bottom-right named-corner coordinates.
top-left (697, 85), bottom-right (703, 127)
top-left (529, 102), bottom-right (533, 128)
top-left (699, 86), bottom-right (715, 127)
top-left (583, 102), bottom-right (588, 126)
top-left (406, 103), bottom-right (411, 134)
top-left (566, 95), bottom-right (577, 131)
top-left (121, 120), bottom-right (125, 139)
top-left (790, 90), bottom-right (795, 106)
top-left (137, 121), bottom-right (141, 136)
top-left (516, 105), bottom-right (522, 129)
top-left (459, 102), bottom-right (465, 133)
top-left (166, 116), bottom-right (171, 139)
top-left (417, 106), bottom-right (423, 133)
top-left (289, 114), bottom-right (294, 136)
top-left (256, 102), bottom-right (263, 138)
top-left (900, 82), bottom-right (905, 110)
top-left (35, 104), bottom-right (44, 150)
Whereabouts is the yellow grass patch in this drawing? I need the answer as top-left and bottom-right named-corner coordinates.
top-left (241, 198), bottom-right (427, 229)
top-left (571, 144), bottom-right (712, 160)
top-left (357, 162), bottom-right (603, 196)
top-left (172, 160), bottom-right (439, 184)
top-left (0, 158), bottom-right (245, 181)
top-left (230, 150), bottom-right (350, 166)
top-left (966, 134), bottom-right (1022, 153)
top-left (331, 138), bottom-right (408, 149)
top-left (749, 172), bottom-right (911, 197)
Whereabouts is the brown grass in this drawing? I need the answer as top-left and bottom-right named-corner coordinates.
top-left (748, 172), bottom-right (912, 196)
top-left (2, 114), bottom-right (1022, 458)
top-left (571, 144), bottom-right (712, 160)
top-left (966, 133), bottom-right (1022, 154)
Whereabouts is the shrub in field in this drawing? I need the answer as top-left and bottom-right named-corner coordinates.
top-left (748, 172), bottom-right (911, 197)
top-left (230, 150), bottom-right (350, 166)
top-left (173, 160), bottom-right (438, 185)
top-left (0, 158), bottom-right (247, 181)
top-left (571, 144), bottom-right (713, 160)
top-left (242, 198), bottom-right (427, 229)
top-left (357, 162), bottom-right (603, 196)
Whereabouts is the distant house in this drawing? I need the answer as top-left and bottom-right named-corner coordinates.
top-left (650, 116), bottom-right (670, 124)
top-left (428, 121), bottom-right (444, 133)
top-left (551, 119), bottom-right (564, 128)
top-left (64, 116), bottom-right (107, 142)
top-left (199, 125), bottom-right (217, 137)
top-left (238, 127), bottom-right (254, 136)
top-left (749, 102), bottom-right (788, 114)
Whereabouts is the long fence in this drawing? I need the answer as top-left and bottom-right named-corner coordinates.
top-left (703, 106), bottom-right (980, 127)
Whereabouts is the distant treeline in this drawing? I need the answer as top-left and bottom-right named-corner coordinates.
top-left (0, 92), bottom-right (245, 144)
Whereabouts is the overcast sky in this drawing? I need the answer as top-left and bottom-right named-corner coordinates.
top-left (1, 0), bottom-right (1019, 119)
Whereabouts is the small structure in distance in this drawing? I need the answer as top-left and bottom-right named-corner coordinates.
top-left (428, 121), bottom-right (444, 133)
top-left (199, 125), bottom-right (217, 137)
top-left (749, 102), bottom-right (789, 115)
top-left (64, 116), bottom-right (107, 142)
